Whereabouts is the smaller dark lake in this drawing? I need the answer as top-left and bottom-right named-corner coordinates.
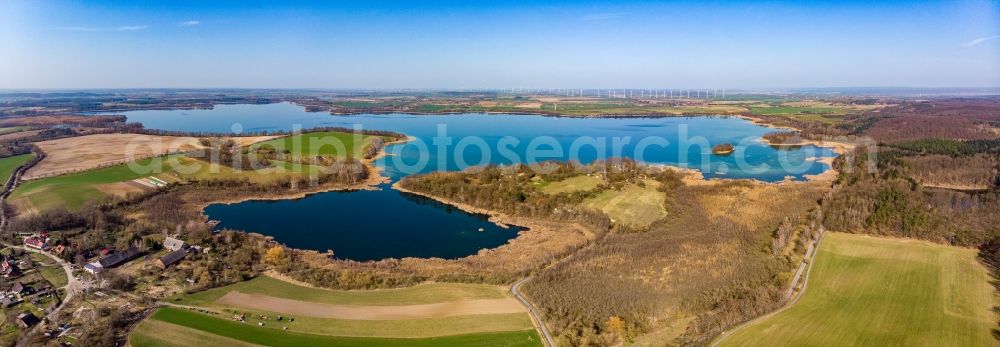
top-left (203, 184), bottom-right (522, 261)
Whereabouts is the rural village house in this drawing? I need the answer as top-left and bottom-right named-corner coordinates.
top-left (2, 257), bottom-right (21, 278)
top-left (23, 236), bottom-right (50, 251)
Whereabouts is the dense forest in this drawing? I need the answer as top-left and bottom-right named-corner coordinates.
top-left (861, 99), bottom-right (1000, 143)
top-left (824, 144), bottom-right (999, 246)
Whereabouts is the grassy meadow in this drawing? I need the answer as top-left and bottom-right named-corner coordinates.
top-left (0, 153), bottom-right (33, 185)
top-left (132, 275), bottom-right (541, 345)
top-left (536, 175), bottom-right (603, 194)
top-left (720, 232), bottom-right (998, 346)
top-left (0, 126), bottom-right (31, 135)
top-left (582, 179), bottom-right (665, 226)
top-left (535, 174), bottom-right (666, 226)
top-left (250, 131), bottom-right (381, 158)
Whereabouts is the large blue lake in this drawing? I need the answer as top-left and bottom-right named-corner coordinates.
top-left (124, 102), bottom-right (835, 260)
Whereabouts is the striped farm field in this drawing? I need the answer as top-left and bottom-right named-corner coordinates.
top-left (132, 307), bottom-right (540, 347)
top-left (130, 275), bottom-right (542, 346)
top-left (719, 232), bottom-right (998, 346)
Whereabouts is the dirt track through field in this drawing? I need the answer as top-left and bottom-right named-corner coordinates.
top-left (216, 291), bottom-right (526, 320)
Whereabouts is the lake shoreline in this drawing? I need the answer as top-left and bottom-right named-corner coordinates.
top-left (392, 182), bottom-right (524, 230)
top-left (195, 135), bottom-right (414, 223)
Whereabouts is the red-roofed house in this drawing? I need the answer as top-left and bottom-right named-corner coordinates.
top-left (23, 237), bottom-right (49, 251)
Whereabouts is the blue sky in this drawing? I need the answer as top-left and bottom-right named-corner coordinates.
top-left (1, 0), bottom-right (998, 89)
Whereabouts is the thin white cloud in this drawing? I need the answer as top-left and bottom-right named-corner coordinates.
top-left (580, 12), bottom-right (626, 22)
top-left (58, 25), bottom-right (148, 32)
top-left (963, 35), bottom-right (999, 47)
top-left (117, 25), bottom-right (148, 31)
top-left (179, 20), bottom-right (200, 27)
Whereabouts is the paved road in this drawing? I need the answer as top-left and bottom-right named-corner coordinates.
top-left (16, 245), bottom-right (81, 315)
top-left (512, 276), bottom-right (554, 347)
top-left (510, 226), bottom-right (609, 347)
top-left (9, 244), bottom-right (81, 347)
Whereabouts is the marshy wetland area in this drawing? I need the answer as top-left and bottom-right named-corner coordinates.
top-left (0, 91), bottom-right (998, 347)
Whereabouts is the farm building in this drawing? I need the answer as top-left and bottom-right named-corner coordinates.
top-left (98, 246), bottom-right (142, 268)
top-left (155, 249), bottom-right (187, 269)
top-left (83, 262), bottom-right (102, 274)
top-left (16, 312), bottom-right (39, 328)
top-left (87, 246), bottom-right (144, 274)
top-left (163, 236), bottom-right (186, 251)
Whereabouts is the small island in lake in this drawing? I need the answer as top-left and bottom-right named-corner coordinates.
top-left (712, 143), bottom-right (735, 155)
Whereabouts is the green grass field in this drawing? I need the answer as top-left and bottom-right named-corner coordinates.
top-left (251, 131), bottom-right (379, 158)
top-left (10, 157), bottom-right (164, 211)
top-left (0, 154), bottom-right (33, 185)
top-left (131, 307), bottom-right (541, 347)
top-left (748, 105), bottom-right (851, 124)
top-left (172, 307), bottom-right (531, 339)
top-left (582, 179), bottom-right (665, 226)
top-left (0, 316), bottom-right (20, 347)
top-left (0, 126), bottom-right (31, 135)
top-left (537, 175), bottom-right (603, 195)
top-left (131, 319), bottom-right (262, 347)
top-left (721, 232), bottom-right (999, 346)
top-left (9, 155), bottom-right (324, 212)
top-left (38, 265), bottom-right (68, 287)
